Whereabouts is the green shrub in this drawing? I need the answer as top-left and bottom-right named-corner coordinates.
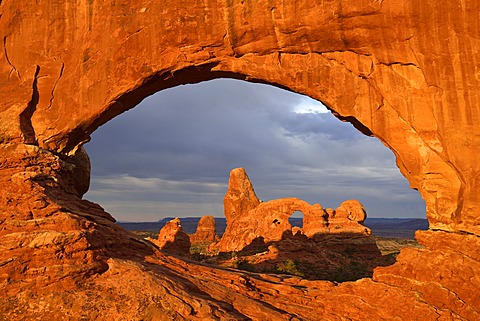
top-left (190, 242), bottom-right (208, 255)
top-left (276, 259), bottom-right (304, 277)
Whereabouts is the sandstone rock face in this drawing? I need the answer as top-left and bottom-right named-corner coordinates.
top-left (0, 0), bottom-right (479, 319)
top-left (150, 218), bottom-right (191, 255)
top-left (0, 0), bottom-right (478, 234)
top-left (325, 200), bottom-right (369, 233)
top-left (223, 168), bottom-right (260, 222)
top-left (189, 215), bottom-right (219, 245)
top-left (216, 168), bottom-right (370, 252)
top-left (0, 144), bottom-right (156, 298)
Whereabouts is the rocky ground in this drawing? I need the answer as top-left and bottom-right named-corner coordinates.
top-left (130, 229), bottom-right (423, 283)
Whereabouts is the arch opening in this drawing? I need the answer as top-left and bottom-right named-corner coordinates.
top-left (85, 78), bottom-right (425, 223)
top-left (289, 211), bottom-right (304, 229)
top-left (84, 77), bottom-right (426, 282)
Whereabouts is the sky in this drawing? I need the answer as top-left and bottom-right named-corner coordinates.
top-left (83, 79), bottom-right (425, 222)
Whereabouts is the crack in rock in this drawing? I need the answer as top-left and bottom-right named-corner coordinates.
top-left (377, 61), bottom-right (420, 69)
top-left (19, 65), bottom-right (40, 145)
top-left (3, 36), bottom-right (21, 79)
top-left (47, 62), bottom-right (64, 109)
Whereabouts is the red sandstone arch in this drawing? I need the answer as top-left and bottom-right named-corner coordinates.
top-left (218, 170), bottom-right (371, 252)
top-left (217, 197), bottom-right (370, 252)
top-left (218, 197), bottom-right (329, 252)
top-left (1, 1), bottom-right (479, 319)
top-left (1, 0), bottom-right (477, 234)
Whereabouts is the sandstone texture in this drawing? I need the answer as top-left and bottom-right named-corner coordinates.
top-left (216, 168), bottom-right (371, 252)
top-left (0, 0), bottom-right (479, 319)
top-left (149, 218), bottom-right (191, 255)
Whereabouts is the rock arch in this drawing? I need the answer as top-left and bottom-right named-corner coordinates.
top-left (219, 196), bottom-right (330, 252)
top-left (220, 197), bottom-right (372, 250)
top-left (217, 169), bottom-right (371, 252)
top-left (1, 0), bottom-right (477, 233)
top-left (0, 0), bottom-right (479, 319)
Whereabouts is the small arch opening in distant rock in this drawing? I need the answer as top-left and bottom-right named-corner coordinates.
top-left (289, 211), bottom-right (304, 229)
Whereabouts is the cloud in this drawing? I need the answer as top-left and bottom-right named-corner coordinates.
top-left (293, 96), bottom-right (330, 114)
top-left (84, 78), bottom-right (425, 221)
top-left (87, 175), bottom-right (226, 221)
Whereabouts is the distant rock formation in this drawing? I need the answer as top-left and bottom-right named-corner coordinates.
top-left (327, 200), bottom-right (368, 231)
top-left (189, 215), bottom-right (219, 245)
top-left (149, 218), bottom-right (191, 255)
top-left (216, 168), bottom-right (370, 252)
top-left (223, 168), bottom-right (261, 222)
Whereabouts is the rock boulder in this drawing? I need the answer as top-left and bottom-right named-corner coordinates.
top-left (189, 215), bottom-right (219, 245)
top-left (149, 218), bottom-right (191, 256)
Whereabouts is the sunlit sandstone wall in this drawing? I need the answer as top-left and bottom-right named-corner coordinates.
top-left (0, 0), bottom-right (479, 236)
top-left (0, 1), bottom-right (479, 320)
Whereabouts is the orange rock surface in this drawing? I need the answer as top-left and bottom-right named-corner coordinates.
top-left (189, 215), bottom-right (219, 245)
top-left (216, 168), bottom-right (370, 252)
top-left (149, 218), bottom-right (191, 255)
top-left (0, 0), bottom-right (479, 319)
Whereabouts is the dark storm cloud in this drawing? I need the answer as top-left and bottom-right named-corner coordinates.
top-left (87, 80), bottom-right (297, 179)
top-left (84, 79), bottom-right (425, 221)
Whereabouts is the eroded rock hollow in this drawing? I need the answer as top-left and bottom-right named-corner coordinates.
top-left (0, 0), bottom-right (479, 319)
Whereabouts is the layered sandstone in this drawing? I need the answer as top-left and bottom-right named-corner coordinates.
top-left (0, 0), bottom-right (479, 319)
top-left (216, 168), bottom-right (370, 252)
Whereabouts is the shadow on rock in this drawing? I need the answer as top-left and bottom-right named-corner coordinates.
top-left (214, 230), bottom-right (396, 282)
